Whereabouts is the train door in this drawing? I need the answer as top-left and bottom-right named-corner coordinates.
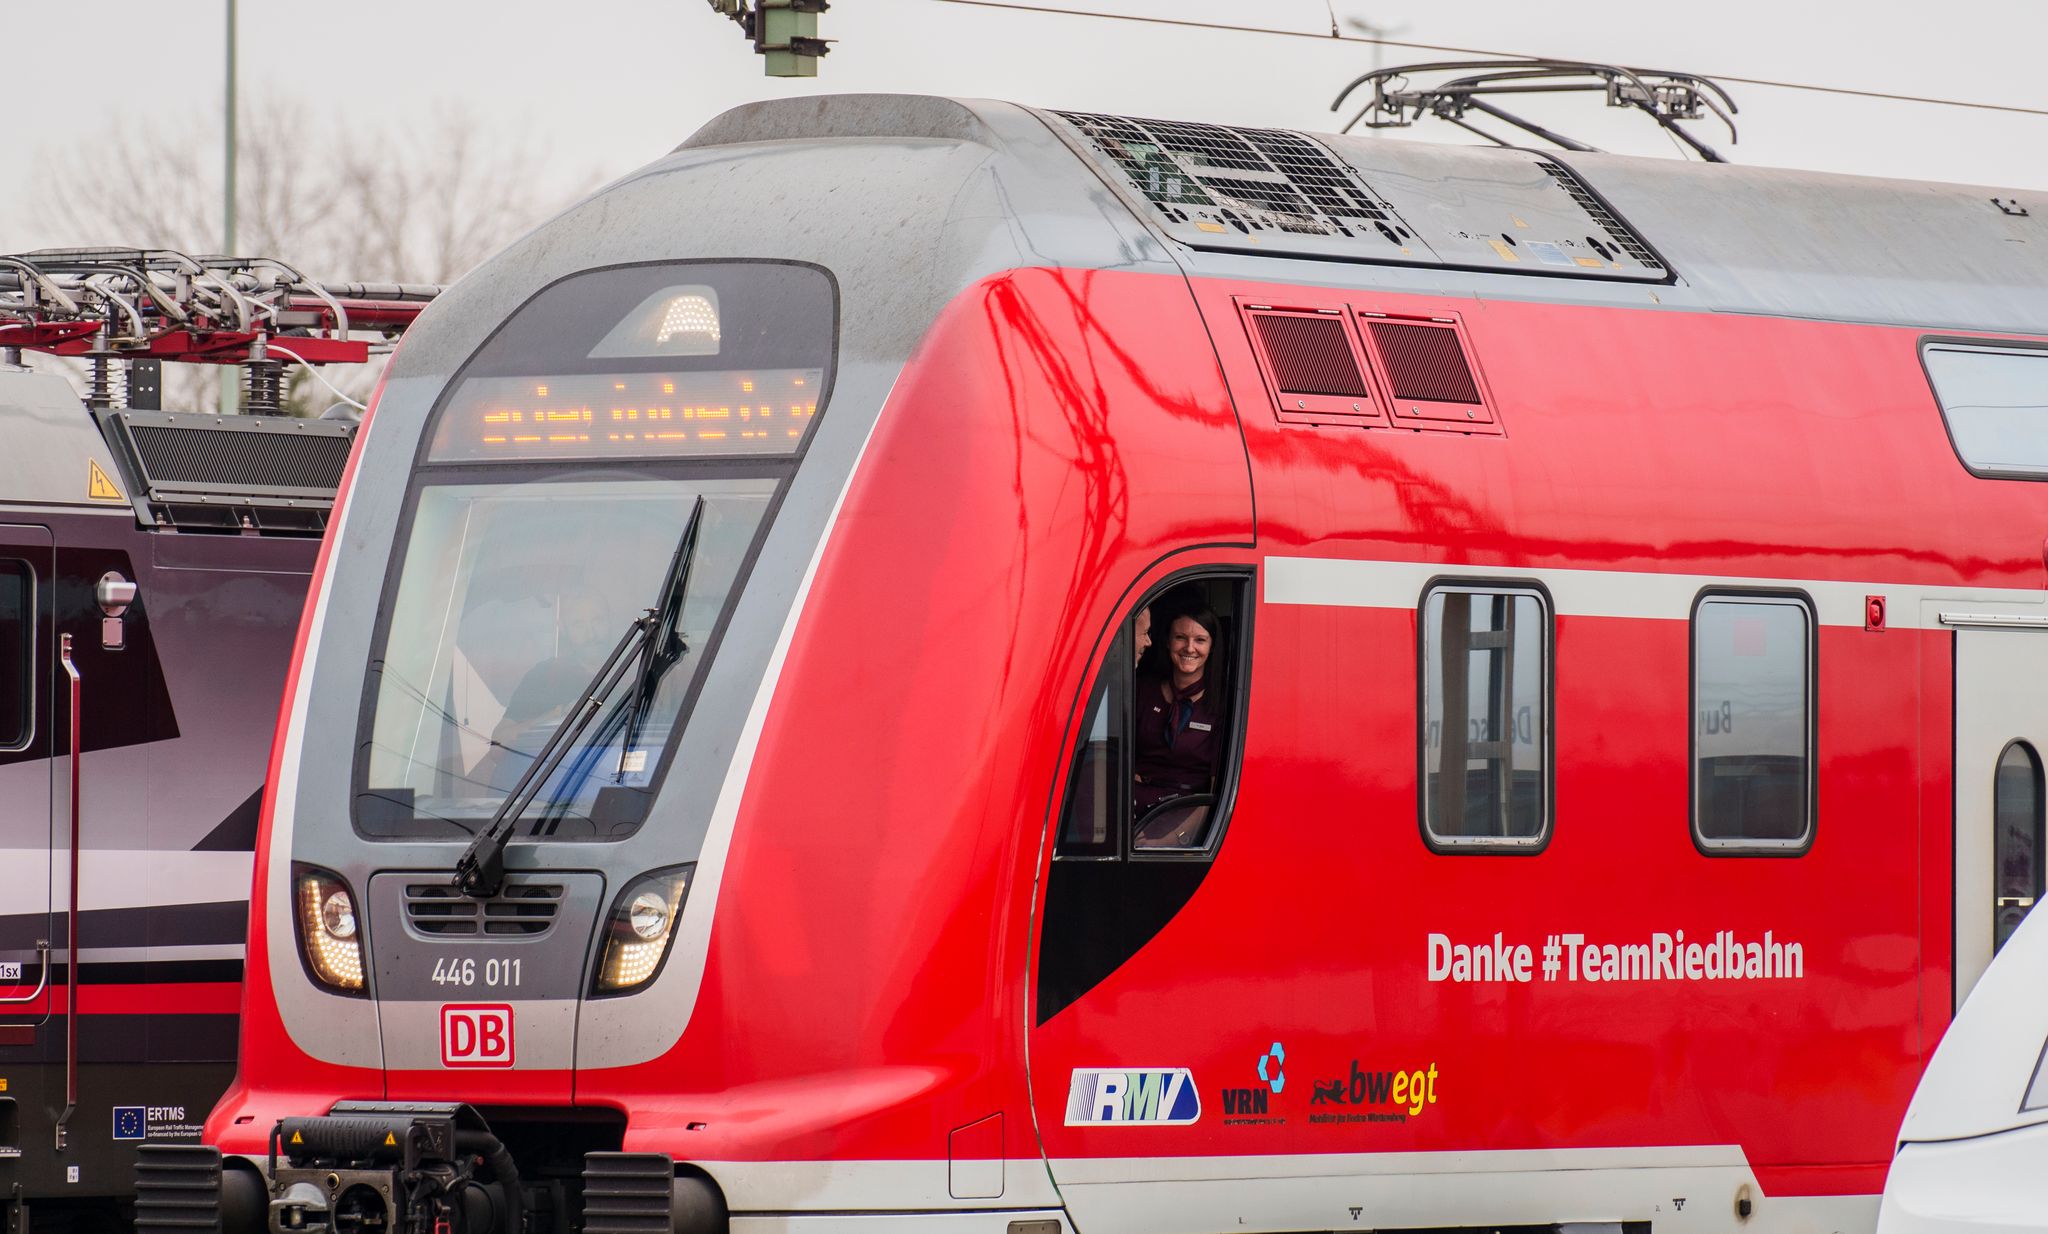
top-left (1029, 569), bottom-right (1255, 1222)
top-left (1953, 622), bottom-right (2048, 1004)
top-left (0, 527), bottom-right (55, 1034)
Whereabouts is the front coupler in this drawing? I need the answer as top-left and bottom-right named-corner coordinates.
top-left (267, 1103), bottom-right (521, 1234)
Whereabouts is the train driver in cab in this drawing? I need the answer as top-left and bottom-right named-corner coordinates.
top-left (1133, 606), bottom-right (1226, 827)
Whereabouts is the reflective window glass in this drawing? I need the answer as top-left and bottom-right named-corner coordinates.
top-left (1421, 587), bottom-right (1548, 847)
top-left (1056, 677), bottom-right (1122, 858)
top-left (358, 476), bottom-right (774, 839)
top-left (1924, 344), bottom-right (2048, 479)
top-left (0, 561), bottom-right (26, 748)
top-left (1693, 596), bottom-right (1813, 851)
top-left (1994, 741), bottom-right (2044, 953)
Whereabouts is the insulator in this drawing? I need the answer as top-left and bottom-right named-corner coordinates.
top-left (86, 356), bottom-right (123, 410)
top-left (242, 358), bottom-right (285, 416)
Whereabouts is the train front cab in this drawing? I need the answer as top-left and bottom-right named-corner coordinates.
top-left (170, 96), bottom-right (2048, 1234)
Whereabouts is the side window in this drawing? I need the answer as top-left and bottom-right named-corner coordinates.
top-left (1420, 584), bottom-right (1550, 850)
top-left (1056, 676), bottom-right (1123, 858)
top-left (1693, 594), bottom-right (1814, 853)
top-left (0, 560), bottom-right (29, 749)
top-left (1994, 741), bottom-right (2045, 953)
top-left (1053, 573), bottom-right (1251, 859)
top-left (1923, 342), bottom-right (2048, 479)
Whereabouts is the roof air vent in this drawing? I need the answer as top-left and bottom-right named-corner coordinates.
top-left (1053, 110), bottom-right (1411, 252)
top-left (1254, 314), bottom-right (1368, 396)
top-left (1241, 304), bottom-right (1382, 425)
top-left (1533, 158), bottom-right (1666, 274)
top-left (1366, 321), bottom-right (1481, 404)
top-left (96, 409), bottom-right (355, 535)
top-left (1359, 314), bottom-right (1497, 430)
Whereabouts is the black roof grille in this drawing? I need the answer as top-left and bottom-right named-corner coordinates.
top-left (127, 422), bottom-right (350, 492)
top-left (1534, 158), bottom-right (1666, 273)
top-left (404, 882), bottom-right (564, 937)
top-left (96, 410), bottom-right (355, 536)
top-left (1053, 110), bottom-right (1406, 243)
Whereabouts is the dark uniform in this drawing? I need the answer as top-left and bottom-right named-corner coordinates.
top-left (1133, 673), bottom-right (1225, 813)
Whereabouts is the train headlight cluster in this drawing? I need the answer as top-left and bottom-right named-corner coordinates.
top-left (595, 865), bottom-right (692, 995)
top-left (294, 867), bottom-right (367, 994)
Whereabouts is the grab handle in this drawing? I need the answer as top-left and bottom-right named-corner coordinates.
top-left (54, 633), bottom-right (80, 1151)
top-left (0, 939), bottom-right (52, 1004)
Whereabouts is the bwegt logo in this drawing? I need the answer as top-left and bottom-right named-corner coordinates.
top-left (1309, 1060), bottom-right (1440, 1124)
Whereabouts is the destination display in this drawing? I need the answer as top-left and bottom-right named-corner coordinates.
top-left (427, 367), bottom-right (823, 462)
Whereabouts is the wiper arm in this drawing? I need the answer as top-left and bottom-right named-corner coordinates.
top-left (452, 496), bottom-right (706, 897)
top-left (530, 497), bottom-right (707, 835)
top-left (620, 495), bottom-right (705, 753)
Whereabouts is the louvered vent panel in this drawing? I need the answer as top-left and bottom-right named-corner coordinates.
top-left (1253, 315), bottom-right (1368, 397)
top-left (1367, 322), bottom-right (1483, 405)
top-left (1534, 159), bottom-right (1664, 271)
top-left (583, 1153), bottom-right (675, 1234)
top-left (134, 1144), bottom-right (223, 1234)
top-left (405, 883), bottom-right (563, 937)
top-left (128, 424), bottom-right (351, 492)
top-left (1053, 110), bottom-right (1404, 241)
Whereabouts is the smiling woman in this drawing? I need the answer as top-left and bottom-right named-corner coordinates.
top-left (1133, 606), bottom-right (1226, 817)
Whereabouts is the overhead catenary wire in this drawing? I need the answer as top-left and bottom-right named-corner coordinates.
top-left (928, 0), bottom-right (2048, 120)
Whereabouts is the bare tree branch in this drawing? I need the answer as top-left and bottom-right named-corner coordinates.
top-left (26, 94), bottom-right (597, 414)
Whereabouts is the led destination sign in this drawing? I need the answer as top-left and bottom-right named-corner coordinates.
top-left (427, 368), bottom-right (822, 462)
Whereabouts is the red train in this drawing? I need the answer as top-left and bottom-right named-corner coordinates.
top-left (160, 96), bottom-right (2048, 1234)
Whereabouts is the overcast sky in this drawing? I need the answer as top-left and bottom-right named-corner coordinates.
top-left (7, 0), bottom-right (2047, 259)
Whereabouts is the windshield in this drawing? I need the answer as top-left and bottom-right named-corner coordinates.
top-left (358, 475), bottom-right (774, 838)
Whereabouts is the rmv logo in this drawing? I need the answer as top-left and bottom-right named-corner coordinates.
top-left (440, 1004), bottom-right (515, 1068)
top-left (1064, 1069), bottom-right (1200, 1126)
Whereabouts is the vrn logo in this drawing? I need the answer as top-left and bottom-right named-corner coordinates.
top-left (1221, 1042), bottom-right (1286, 1118)
top-left (1064, 1069), bottom-right (1201, 1126)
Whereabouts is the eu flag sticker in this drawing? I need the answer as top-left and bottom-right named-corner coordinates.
top-left (112, 1107), bottom-right (145, 1141)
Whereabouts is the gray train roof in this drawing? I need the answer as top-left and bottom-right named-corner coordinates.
top-left (680, 94), bottom-right (2048, 336)
top-left (0, 367), bottom-right (134, 511)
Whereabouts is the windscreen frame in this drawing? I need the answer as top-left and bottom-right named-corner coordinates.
top-left (348, 259), bottom-right (839, 842)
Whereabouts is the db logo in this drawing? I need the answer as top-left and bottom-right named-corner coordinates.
top-left (440, 1004), bottom-right (514, 1068)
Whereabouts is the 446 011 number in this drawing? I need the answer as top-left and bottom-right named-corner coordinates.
top-left (430, 957), bottom-right (522, 988)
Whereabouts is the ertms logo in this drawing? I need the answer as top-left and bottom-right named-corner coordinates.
top-left (1220, 1042), bottom-right (1286, 1126)
top-left (1064, 1069), bottom-right (1200, 1126)
top-left (1309, 1059), bottom-right (1439, 1124)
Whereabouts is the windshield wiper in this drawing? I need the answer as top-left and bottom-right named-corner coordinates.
top-left (452, 496), bottom-right (705, 898)
top-left (530, 499), bottom-right (706, 836)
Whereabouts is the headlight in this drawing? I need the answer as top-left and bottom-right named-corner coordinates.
top-left (594, 866), bottom-right (691, 995)
top-left (294, 866), bottom-right (367, 994)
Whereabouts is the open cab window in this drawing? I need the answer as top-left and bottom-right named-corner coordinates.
top-left (1054, 572), bottom-right (1253, 861)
